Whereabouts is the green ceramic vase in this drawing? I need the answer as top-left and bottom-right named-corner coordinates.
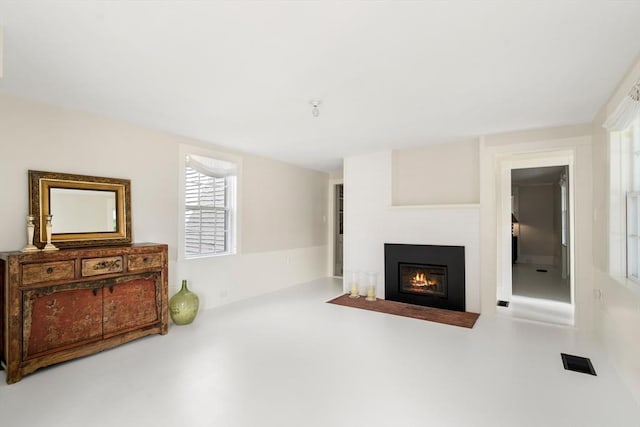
top-left (169, 280), bottom-right (200, 325)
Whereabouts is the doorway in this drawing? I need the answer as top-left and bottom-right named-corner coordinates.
top-left (497, 154), bottom-right (575, 326)
top-left (333, 184), bottom-right (343, 277)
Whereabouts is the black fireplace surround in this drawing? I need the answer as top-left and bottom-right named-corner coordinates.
top-left (384, 244), bottom-right (465, 312)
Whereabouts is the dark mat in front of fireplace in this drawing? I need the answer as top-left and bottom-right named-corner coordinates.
top-left (327, 294), bottom-right (479, 329)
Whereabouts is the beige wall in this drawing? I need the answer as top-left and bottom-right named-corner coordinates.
top-left (242, 154), bottom-right (327, 253)
top-left (0, 93), bottom-right (329, 307)
top-left (518, 184), bottom-right (555, 263)
top-left (392, 139), bottom-right (479, 205)
top-left (0, 93), bottom-right (180, 255)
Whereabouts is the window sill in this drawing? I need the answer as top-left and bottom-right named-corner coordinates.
top-left (183, 251), bottom-right (237, 261)
top-left (609, 274), bottom-right (640, 297)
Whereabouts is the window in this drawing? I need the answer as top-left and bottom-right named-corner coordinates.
top-left (610, 116), bottom-right (640, 281)
top-left (606, 82), bottom-right (640, 281)
top-left (628, 191), bottom-right (639, 281)
top-left (625, 118), bottom-right (640, 281)
top-left (184, 154), bottom-right (237, 258)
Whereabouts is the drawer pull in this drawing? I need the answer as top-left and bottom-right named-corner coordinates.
top-left (108, 285), bottom-right (115, 294)
top-left (46, 267), bottom-right (53, 274)
top-left (92, 288), bottom-right (99, 297)
top-left (143, 257), bottom-right (149, 263)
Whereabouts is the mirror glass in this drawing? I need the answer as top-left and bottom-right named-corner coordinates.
top-left (50, 188), bottom-right (117, 233)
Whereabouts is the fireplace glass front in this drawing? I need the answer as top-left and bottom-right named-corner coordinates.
top-left (399, 263), bottom-right (447, 298)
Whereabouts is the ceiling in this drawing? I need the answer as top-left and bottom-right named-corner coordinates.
top-left (1, 1), bottom-right (639, 172)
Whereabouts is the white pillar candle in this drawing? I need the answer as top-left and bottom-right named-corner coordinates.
top-left (350, 282), bottom-right (359, 297)
top-left (366, 285), bottom-right (376, 301)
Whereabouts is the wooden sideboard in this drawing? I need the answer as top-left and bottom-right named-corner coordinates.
top-left (0, 243), bottom-right (168, 384)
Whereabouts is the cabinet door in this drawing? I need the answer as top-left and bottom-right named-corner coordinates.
top-left (103, 274), bottom-right (160, 337)
top-left (23, 284), bottom-right (103, 358)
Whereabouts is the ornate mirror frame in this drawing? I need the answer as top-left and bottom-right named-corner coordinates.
top-left (29, 170), bottom-right (132, 248)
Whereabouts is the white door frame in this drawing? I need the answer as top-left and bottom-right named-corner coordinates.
top-left (497, 150), bottom-right (576, 307)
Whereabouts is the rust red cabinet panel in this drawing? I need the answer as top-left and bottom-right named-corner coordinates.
top-left (103, 274), bottom-right (160, 337)
top-left (24, 285), bottom-right (103, 358)
top-left (0, 244), bottom-right (168, 384)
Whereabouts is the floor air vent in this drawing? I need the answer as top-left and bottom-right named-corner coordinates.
top-left (497, 300), bottom-right (509, 307)
top-left (561, 353), bottom-right (596, 376)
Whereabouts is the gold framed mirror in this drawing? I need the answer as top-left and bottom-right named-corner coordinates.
top-left (29, 170), bottom-right (132, 248)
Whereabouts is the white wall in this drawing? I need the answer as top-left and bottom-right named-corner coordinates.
top-left (344, 150), bottom-right (481, 313)
top-left (591, 56), bottom-right (640, 404)
top-left (0, 93), bottom-right (329, 309)
top-left (392, 139), bottom-right (479, 205)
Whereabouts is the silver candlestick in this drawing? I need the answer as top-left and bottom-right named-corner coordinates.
top-left (42, 214), bottom-right (59, 251)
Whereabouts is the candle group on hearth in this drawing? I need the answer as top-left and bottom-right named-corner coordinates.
top-left (346, 270), bottom-right (378, 300)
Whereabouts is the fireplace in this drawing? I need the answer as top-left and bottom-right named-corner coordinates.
top-left (385, 244), bottom-right (465, 312)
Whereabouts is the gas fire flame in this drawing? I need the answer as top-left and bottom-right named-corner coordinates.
top-left (410, 272), bottom-right (438, 287)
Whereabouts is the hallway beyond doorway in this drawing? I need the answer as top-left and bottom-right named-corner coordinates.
top-left (507, 263), bottom-right (574, 326)
top-left (512, 263), bottom-right (570, 303)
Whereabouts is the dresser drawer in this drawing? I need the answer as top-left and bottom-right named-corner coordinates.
top-left (81, 256), bottom-right (123, 277)
top-left (127, 253), bottom-right (163, 271)
top-left (22, 260), bottom-right (75, 286)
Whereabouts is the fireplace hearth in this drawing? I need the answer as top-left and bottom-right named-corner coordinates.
top-left (385, 244), bottom-right (465, 312)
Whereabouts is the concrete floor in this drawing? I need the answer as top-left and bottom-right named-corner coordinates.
top-left (508, 263), bottom-right (574, 325)
top-left (512, 263), bottom-right (570, 303)
top-left (1, 277), bottom-right (637, 426)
